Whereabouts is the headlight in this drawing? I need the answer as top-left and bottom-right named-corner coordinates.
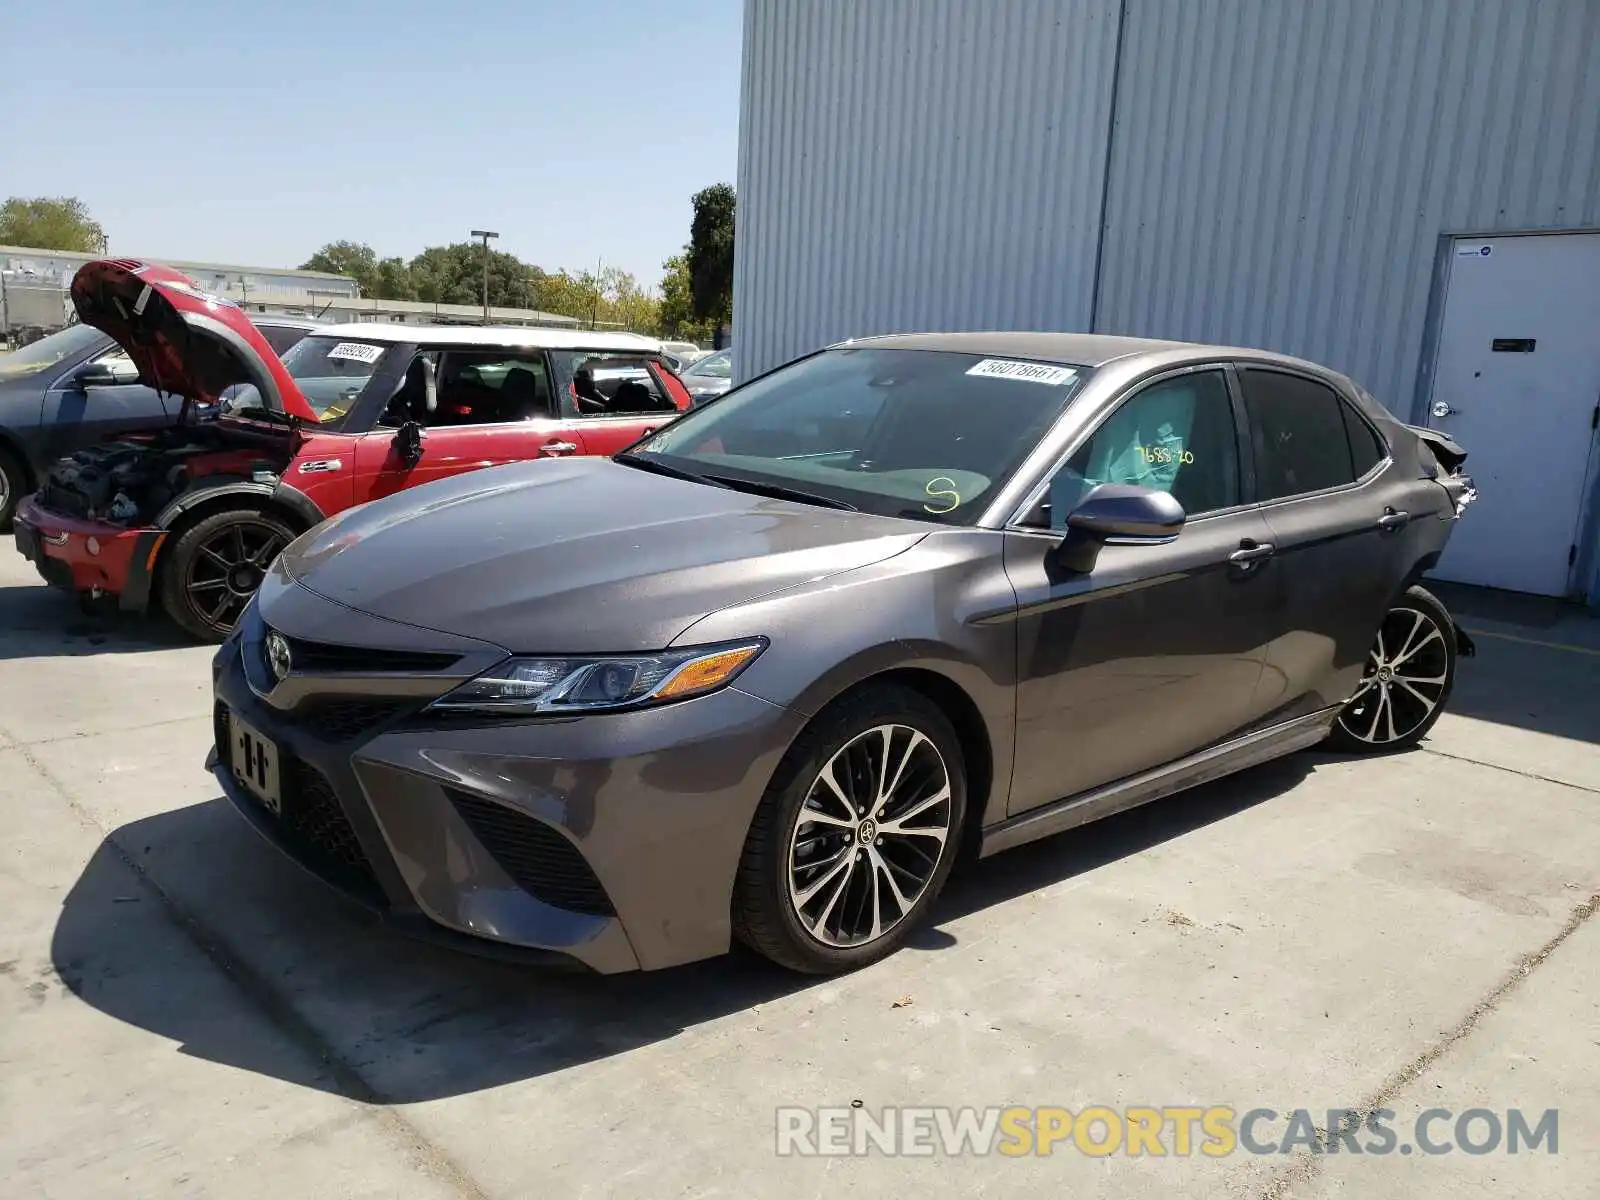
top-left (427, 639), bottom-right (766, 715)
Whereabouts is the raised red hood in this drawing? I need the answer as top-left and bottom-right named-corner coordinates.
top-left (70, 259), bottom-right (318, 422)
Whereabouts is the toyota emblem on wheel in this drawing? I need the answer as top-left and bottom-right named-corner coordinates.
top-left (265, 631), bottom-right (292, 683)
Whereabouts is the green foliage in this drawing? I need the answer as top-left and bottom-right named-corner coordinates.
top-left (296, 242), bottom-right (669, 334)
top-left (658, 253), bottom-right (714, 344)
top-left (0, 196), bottom-right (108, 253)
top-left (299, 240), bottom-right (381, 293)
top-left (686, 183), bottom-right (735, 328)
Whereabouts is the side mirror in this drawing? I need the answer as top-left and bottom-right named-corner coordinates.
top-left (72, 362), bottom-right (120, 390)
top-left (1054, 483), bottom-right (1185, 572)
top-left (393, 420), bottom-right (426, 468)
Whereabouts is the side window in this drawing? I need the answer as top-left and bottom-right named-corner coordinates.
top-left (1341, 400), bottom-right (1388, 477)
top-left (428, 352), bottom-right (555, 426)
top-left (259, 324), bottom-right (310, 357)
top-left (92, 347), bottom-right (141, 384)
top-left (1239, 369), bottom-right (1366, 501)
top-left (1039, 370), bottom-right (1240, 528)
top-left (560, 352), bottom-right (679, 417)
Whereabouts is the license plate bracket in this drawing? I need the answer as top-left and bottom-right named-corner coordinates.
top-left (228, 709), bottom-right (282, 815)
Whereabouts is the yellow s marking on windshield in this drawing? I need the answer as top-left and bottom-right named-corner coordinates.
top-left (924, 476), bottom-right (960, 514)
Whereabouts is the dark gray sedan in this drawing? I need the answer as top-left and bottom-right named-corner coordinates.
top-left (208, 332), bottom-right (1476, 975)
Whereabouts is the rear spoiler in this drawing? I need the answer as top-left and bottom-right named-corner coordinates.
top-left (1406, 424), bottom-right (1467, 473)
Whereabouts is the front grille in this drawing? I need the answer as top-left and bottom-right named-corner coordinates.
top-left (448, 791), bottom-right (614, 916)
top-left (282, 758), bottom-right (383, 901)
top-left (276, 633), bottom-right (460, 674)
top-left (281, 698), bottom-right (412, 743)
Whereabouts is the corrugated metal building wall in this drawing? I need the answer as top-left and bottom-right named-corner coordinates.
top-left (734, 0), bottom-right (1122, 378)
top-left (736, 0), bottom-right (1600, 420)
top-left (1094, 0), bottom-right (1600, 414)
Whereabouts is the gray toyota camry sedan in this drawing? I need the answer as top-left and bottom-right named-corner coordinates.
top-left (209, 332), bottom-right (1476, 975)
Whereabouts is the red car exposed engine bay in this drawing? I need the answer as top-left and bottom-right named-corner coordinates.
top-left (12, 259), bottom-right (691, 640)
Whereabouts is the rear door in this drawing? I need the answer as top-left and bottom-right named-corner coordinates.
top-left (1236, 366), bottom-right (1419, 722)
top-left (351, 348), bottom-right (580, 503)
top-left (551, 351), bottom-right (688, 455)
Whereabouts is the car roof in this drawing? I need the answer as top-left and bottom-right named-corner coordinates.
top-left (842, 331), bottom-right (1200, 367)
top-left (306, 323), bottom-right (665, 351)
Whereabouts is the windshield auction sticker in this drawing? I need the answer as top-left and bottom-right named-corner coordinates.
top-left (966, 359), bottom-right (1077, 386)
top-left (326, 342), bottom-right (385, 364)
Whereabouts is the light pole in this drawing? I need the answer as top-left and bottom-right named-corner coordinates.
top-left (470, 229), bottom-right (499, 325)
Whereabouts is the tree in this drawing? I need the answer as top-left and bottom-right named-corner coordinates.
top-left (0, 196), bottom-right (108, 253)
top-left (658, 253), bottom-right (713, 343)
top-left (408, 242), bottom-right (531, 309)
top-left (299, 241), bottom-right (381, 295)
top-left (374, 256), bottom-right (416, 301)
top-left (686, 184), bottom-right (735, 344)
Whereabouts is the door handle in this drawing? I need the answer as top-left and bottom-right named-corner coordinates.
top-left (541, 441), bottom-right (579, 456)
top-left (1377, 508), bottom-right (1411, 532)
top-left (1431, 401), bottom-right (1454, 419)
top-left (1228, 541), bottom-right (1276, 565)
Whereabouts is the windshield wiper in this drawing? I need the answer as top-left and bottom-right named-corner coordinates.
top-left (613, 451), bottom-right (723, 487)
top-left (701, 474), bottom-right (857, 511)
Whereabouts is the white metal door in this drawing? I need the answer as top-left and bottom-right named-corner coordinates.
top-left (1426, 232), bottom-right (1600, 596)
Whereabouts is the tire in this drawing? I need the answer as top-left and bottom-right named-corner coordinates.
top-left (158, 507), bottom-right (298, 642)
top-left (732, 683), bottom-right (967, 974)
top-left (0, 445), bottom-right (26, 532)
top-left (1326, 584), bottom-right (1458, 754)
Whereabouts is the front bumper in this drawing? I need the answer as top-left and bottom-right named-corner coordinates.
top-left (12, 495), bottom-right (165, 611)
top-left (210, 583), bottom-right (806, 973)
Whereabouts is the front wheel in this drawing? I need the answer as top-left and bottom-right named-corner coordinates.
top-left (732, 684), bottom-right (967, 974)
top-left (1327, 584), bottom-right (1459, 753)
top-left (159, 508), bottom-right (297, 642)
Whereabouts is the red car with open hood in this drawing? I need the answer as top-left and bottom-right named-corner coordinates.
top-left (11, 259), bottom-right (692, 640)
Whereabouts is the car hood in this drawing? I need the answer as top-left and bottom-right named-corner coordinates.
top-left (70, 259), bottom-right (318, 422)
top-left (279, 457), bottom-right (930, 652)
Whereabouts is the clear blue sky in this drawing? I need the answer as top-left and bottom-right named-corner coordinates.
top-left (0, 0), bottom-right (742, 287)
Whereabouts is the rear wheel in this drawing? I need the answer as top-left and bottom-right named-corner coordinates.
top-left (732, 685), bottom-right (966, 974)
top-left (159, 508), bottom-right (297, 642)
top-left (0, 445), bottom-right (26, 531)
top-left (1327, 585), bottom-right (1458, 753)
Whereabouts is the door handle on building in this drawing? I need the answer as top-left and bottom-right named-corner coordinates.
top-left (1377, 508), bottom-right (1411, 532)
top-left (1431, 401), bottom-right (1455, 419)
top-left (541, 441), bottom-right (579, 456)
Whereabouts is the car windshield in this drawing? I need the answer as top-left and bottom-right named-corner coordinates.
top-left (624, 347), bottom-right (1086, 524)
top-left (0, 323), bottom-right (108, 381)
top-left (686, 350), bottom-right (731, 379)
top-left (225, 335), bottom-right (394, 425)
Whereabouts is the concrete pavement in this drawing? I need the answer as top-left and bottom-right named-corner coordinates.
top-left (1, 551), bottom-right (1595, 1199)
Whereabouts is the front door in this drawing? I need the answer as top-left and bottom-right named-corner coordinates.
top-left (1425, 231), bottom-right (1600, 597)
top-left (1005, 367), bottom-right (1277, 814)
top-left (351, 348), bottom-right (586, 503)
top-left (41, 346), bottom-right (177, 459)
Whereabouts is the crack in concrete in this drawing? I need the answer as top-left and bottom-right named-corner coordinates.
top-left (12, 740), bottom-right (496, 1200)
top-left (13, 712), bottom-right (211, 747)
top-left (1257, 888), bottom-right (1600, 1199)
top-left (1421, 744), bottom-right (1599, 795)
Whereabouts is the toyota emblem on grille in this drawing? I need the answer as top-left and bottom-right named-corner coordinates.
top-left (265, 631), bottom-right (292, 683)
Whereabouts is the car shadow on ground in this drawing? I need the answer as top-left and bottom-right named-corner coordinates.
top-left (1426, 581), bottom-right (1600, 747)
top-left (51, 752), bottom-right (1315, 1104)
top-left (0, 581), bottom-right (192, 658)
